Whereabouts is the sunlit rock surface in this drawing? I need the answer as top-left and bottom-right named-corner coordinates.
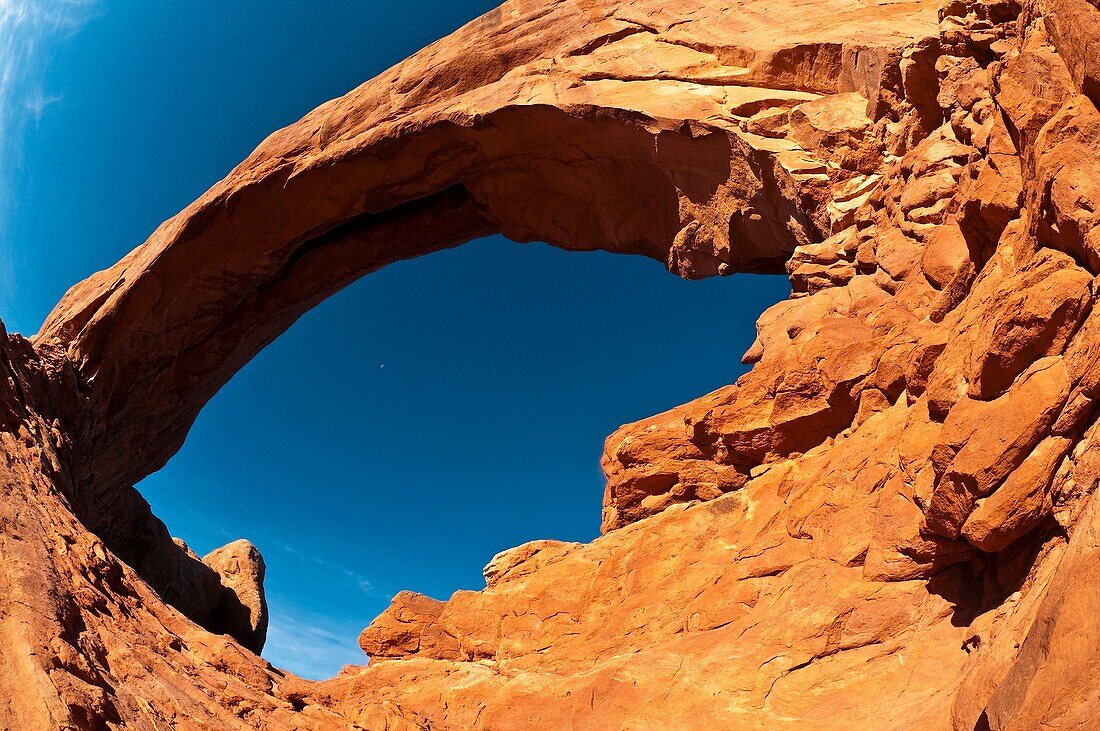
top-left (2, 0), bottom-right (1099, 727)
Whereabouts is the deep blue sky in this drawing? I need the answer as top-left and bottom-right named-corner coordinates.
top-left (0, 1), bottom-right (789, 678)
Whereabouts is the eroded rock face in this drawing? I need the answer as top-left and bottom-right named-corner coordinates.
top-left (2, 0), bottom-right (1100, 727)
top-left (203, 540), bottom-right (269, 655)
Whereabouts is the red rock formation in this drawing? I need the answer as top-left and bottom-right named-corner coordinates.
top-left (203, 540), bottom-right (269, 655)
top-left (2, 0), bottom-right (1099, 727)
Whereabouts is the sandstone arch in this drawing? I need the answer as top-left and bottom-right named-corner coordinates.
top-left (2, 0), bottom-right (1100, 727)
top-left (32, 0), bottom-right (928, 622)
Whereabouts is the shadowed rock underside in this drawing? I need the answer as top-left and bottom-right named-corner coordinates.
top-left (2, 0), bottom-right (1099, 728)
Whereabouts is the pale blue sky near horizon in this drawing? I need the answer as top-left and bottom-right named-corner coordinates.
top-left (0, 0), bottom-right (790, 678)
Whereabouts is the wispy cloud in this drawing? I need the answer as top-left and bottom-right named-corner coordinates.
top-left (0, 0), bottom-right (98, 315)
top-left (25, 90), bottom-right (61, 121)
top-left (0, 1), bottom-right (96, 137)
top-left (274, 539), bottom-right (379, 598)
top-left (263, 600), bottom-right (370, 681)
top-left (140, 470), bottom-right (388, 679)
top-left (144, 472), bottom-right (383, 601)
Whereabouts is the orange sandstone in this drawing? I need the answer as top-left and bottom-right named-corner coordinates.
top-left (1, 0), bottom-right (1098, 728)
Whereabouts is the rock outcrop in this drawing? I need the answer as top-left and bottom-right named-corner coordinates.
top-left (1, 0), bottom-right (1099, 727)
top-left (203, 540), bottom-right (269, 655)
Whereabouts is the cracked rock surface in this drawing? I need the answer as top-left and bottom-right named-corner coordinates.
top-left (2, 0), bottom-right (1100, 727)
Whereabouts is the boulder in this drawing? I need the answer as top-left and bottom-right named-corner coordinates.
top-left (203, 540), bottom-right (269, 655)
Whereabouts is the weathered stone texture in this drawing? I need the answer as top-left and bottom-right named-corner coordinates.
top-left (1, 0), bottom-right (1099, 728)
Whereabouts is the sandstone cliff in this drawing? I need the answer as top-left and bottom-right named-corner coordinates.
top-left (1, 0), bottom-right (1099, 727)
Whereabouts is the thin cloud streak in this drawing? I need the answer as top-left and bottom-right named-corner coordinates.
top-left (144, 472), bottom-right (383, 599)
top-left (0, 0), bottom-right (97, 181)
top-left (139, 471), bottom-right (387, 678)
top-left (0, 0), bottom-right (98, 315)
top-left (262, 600), bottom-right (368, 680)
top-left (275, 540), bottom-right (379, 598)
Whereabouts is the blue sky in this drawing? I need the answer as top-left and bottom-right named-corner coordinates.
top-left (1, 1), bottom-right (790, 678)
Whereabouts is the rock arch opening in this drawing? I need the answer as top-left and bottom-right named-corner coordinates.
top-left (32, 30), bottom-right (869, 650)
top-left (135, 234), bottom-right (788, 677)
top-left (24, 0), bottom-right (936, 678)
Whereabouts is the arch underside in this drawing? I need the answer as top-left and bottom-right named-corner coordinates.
top-left (1, 0), bottom-right (1099, 727)
top-left (34, 0), bottom-right (918, 610)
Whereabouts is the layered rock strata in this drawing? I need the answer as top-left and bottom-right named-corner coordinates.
top-left (1, 0), bottom-right (1098, 728)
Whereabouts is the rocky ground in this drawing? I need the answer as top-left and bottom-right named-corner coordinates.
top-left (1, 0), bottom-right (1098, 727)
